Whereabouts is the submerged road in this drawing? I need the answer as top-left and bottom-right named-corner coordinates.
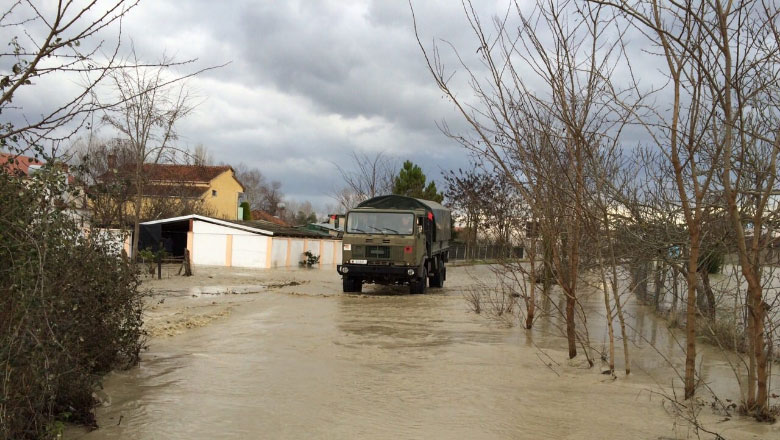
top-left (71, 266), bottom-right (776, 439)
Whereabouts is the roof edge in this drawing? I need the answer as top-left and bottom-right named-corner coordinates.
top-left (140, 214), bottom-right (274, 236)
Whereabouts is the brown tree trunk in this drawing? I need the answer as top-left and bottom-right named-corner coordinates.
top-left (611, 266), bottom-right (630, 375)
top-left (684, 238), bottom-right (700, 399)
top-left (565, 288), bottom-right (577, 359)
top-left (525, 242), bottom-right (536, 329)
top-left (131, 178), bottom-right (143, 262)
top-left (697, 269), bottom-right (716, 320)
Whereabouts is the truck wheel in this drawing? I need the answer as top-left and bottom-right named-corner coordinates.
top-left (343, 277), bottom-right (362, 293)
top-left (409, 268), bottom-right (427, 294)
top-left (431, 263), bottom-right (445, 288)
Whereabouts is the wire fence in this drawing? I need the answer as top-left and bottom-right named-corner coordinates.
top-left (448, 243), bottom-right (524, 260)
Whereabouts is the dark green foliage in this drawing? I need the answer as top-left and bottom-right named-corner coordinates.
top-left (294, 211), bottom-right (318, 226)
top-left (699, 245), bottom-right (725, 274)
top-left (299, 251), bottom-right (320, 267)
top-left (0, 166), bottom-right (145, 439)
top-left (392, 160), bottom-right (443, 202)
top-left (241, 201), bottom-right (251, 220)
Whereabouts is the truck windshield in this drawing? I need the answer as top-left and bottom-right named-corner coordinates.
top-left (347, 212), bottom-right (415, 235)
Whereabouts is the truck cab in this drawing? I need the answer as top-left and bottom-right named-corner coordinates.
top-left (337, 195), bottom-right (450, 294)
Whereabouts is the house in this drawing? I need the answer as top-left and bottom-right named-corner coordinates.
top-left (1, 152), bottom-right (87, 220)
top-left (100, 163), bottom-right (245, 220)
top-left (0, 152), bottom-right (73, 183)
top-left (138, 214), bottom-right (342, 268)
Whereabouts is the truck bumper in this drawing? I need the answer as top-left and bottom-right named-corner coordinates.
top-left (337, 264), bottom-right (418, 283)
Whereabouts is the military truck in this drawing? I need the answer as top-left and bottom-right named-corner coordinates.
top-left (336, 195), bottom-right (451, 294)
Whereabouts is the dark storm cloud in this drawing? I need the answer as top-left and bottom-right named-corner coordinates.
top-left (15, 0), bottom-right (652, 212)
top-left (109, 0), bottom-right (488, 210)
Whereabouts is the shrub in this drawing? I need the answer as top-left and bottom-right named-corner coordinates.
top-left (0, 166), bottom-right (145, 439)
top-left (698, 245), bottom-right (725, 274)
top-left (240, 201), bottom-right (251, 220)
top-left (299, 251), bottom-right (320, 267)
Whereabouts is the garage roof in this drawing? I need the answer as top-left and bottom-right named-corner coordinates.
top-left (141, 214), bottom-right (274, 236)
top-left (140, 214), bottom-right (329, 238)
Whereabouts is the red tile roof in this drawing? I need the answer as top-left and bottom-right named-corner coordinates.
top-left (0, 153), bottom-right (45, 176)
top-left (125, 164), bottom-right (232, 183)
top-left (0, 153), bottom-right (74, 183)
top-left (101, 163), bottom-right (244, 191)
top-left (251, 210), bottom-right (291, 227)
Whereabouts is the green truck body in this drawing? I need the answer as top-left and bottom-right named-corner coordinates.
top-left (336, 195), bottom-right (451, 294)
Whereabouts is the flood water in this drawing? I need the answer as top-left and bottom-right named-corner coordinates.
top-left (71, 266), bottom-right (778, 439)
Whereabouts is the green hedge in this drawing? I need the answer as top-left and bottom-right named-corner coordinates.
top-left (0, 166), bottom-right (145, 439)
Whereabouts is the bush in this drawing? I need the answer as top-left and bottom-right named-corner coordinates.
top-left (299, 251), bottom-right (320, 267)
top-left (699, 245), bottom-right (725, 274)
top-left (0, 167), bottom-right (145, 439)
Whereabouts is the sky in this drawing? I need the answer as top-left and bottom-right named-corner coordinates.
top-left (4, 1), bottom-right (664, 213)
top-left (61, 0), bottom-right (507, 212)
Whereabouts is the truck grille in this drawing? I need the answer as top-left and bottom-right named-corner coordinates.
top-left (365, 245), bottom-right (390, 259)
top-left (351, 245), bottom-right (405, 261)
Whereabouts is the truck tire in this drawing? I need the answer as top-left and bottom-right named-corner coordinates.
top-left (343, 277), bottom-right (362, 293)
top-left (431, 262), bottom-right (445, 288)
top-left (409, 267), bottom-right (427, 294)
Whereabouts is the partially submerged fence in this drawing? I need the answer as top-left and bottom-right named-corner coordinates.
top-left (449, 243), bottom-right (524, 260)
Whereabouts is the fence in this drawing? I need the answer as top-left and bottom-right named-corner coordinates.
top-left (448, 243), bottom-right (524, 260)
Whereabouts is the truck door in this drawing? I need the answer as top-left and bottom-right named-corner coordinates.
top-left (424, 212), bottom-right (434, 257)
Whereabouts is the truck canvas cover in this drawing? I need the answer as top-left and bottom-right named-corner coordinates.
top-left (356, 195), bottom-right (451, 241)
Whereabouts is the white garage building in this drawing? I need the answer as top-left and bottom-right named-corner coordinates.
top-left (138, 214), bottom-right (342, 269)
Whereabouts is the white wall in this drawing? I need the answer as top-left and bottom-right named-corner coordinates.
top-left (270, 239), bottom-right (288, 268)
top-left (334, 241), bottom-right (342, 265)
top-left (193, 232), bottom-right (227, 266)
top-left (305, 240), bottom-right (320, 257)
top-left (232, 235), bottom-right (269, 268)
top-left (321, 241), bottom-right (334, 265)
top-left (289, 239), bottom-right (305, 265)
top-left (188, 219), bottom-right (342, 268)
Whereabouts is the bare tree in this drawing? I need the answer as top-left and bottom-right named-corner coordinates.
top-left (414, 0), bottom-right (634, 364)
top-left (189, 143), bottom-right (213, 166)
top-left (72, 136), bottom-right (135, 227)
top-left (101, 50), bottom-right (196, 258)
top-left (333, 151), bottom-right (397, 210)
top-left (593, 0), bottom-right (780, 412)
top-left (233, 164), bottom-right (268, 210)
top-left (0, 1), bottom-right (143, 156)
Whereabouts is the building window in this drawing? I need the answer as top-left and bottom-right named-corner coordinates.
top-left (212, 190), bottom-right (217, 197)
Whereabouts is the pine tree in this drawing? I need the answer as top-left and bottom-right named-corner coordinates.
top-left (392, 160), bottom-right (443, 202)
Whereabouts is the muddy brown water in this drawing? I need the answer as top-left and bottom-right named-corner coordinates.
top-left (70, 265), bottom-right (778, 439)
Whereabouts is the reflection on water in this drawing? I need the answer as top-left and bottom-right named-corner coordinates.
top-left (70, 269), bottom-right (778, 439)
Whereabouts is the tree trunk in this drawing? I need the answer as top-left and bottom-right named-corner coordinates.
top-left (684, 239), bottom-right (700, 400)
top-left (611, 266), bottom-right (630, 375)
top-left (696, 270), bottom-right (716, 320)
top-left (526, 246), bottom-right (536, 329)
top-left (653, 260), bottom-right (664, 310)
top-left (131, 179), bottom-right (143, 262)
top-left (601, 276), bottom-right (615, 374)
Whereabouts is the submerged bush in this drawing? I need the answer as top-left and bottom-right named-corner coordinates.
top-left (0, 166), bottom-right (145, 439)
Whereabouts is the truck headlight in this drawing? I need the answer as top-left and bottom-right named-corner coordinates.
top-left (341, 266), bottom-right (349, 274)
top-left (407, 268), bottom-right (415, 276)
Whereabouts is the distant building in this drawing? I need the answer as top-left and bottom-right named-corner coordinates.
top-left (0, 152), bottom-right (86, 219)
top-left (99, 163), bottom-right (245, 220)
top-left (138, 214), bottom-right (342, 268)
top-left (251, 209), bottom-right (291, 227)
top-left (0, 152), bottom-right (73, 183)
